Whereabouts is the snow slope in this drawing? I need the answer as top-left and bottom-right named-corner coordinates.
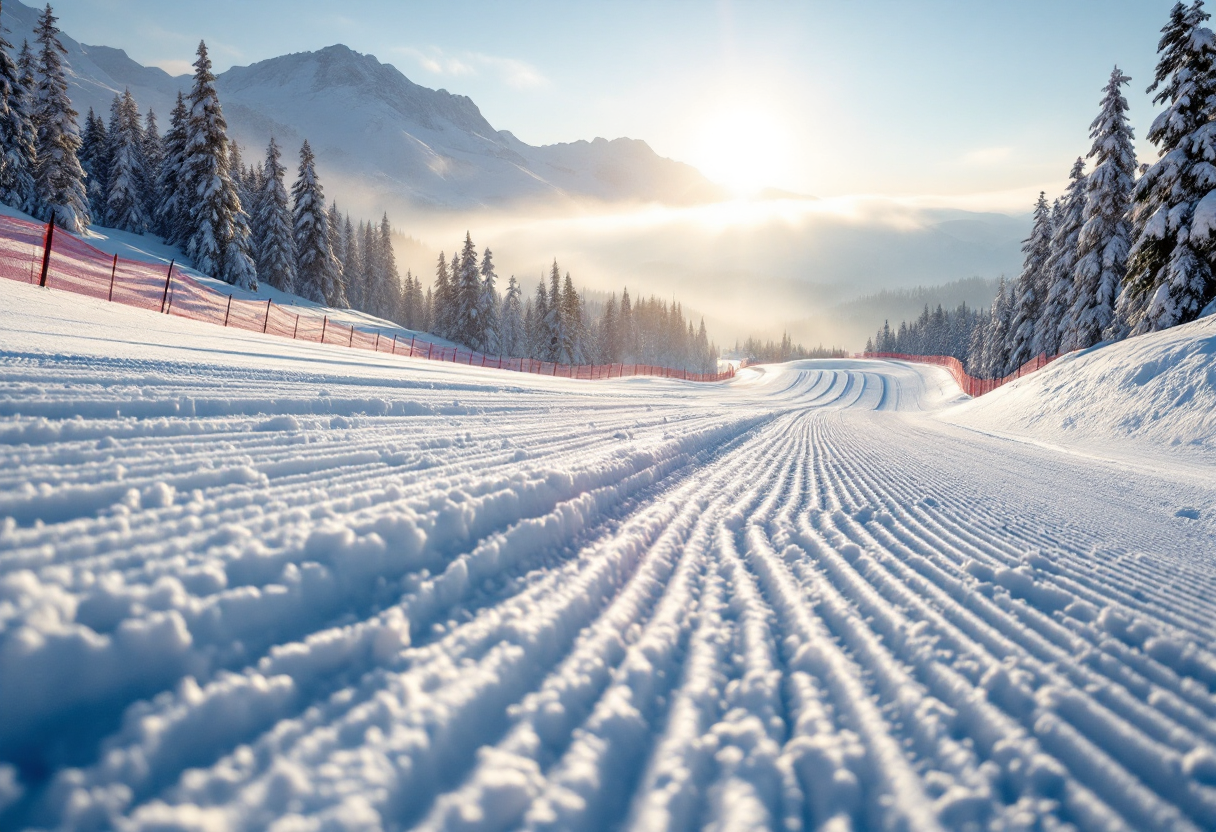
top-left (0, 202), bottom-right (452, 348)
top-left (941, 312), bottom-right (1216, 467)
top-left (1, 281), bottom-right (1216, 831)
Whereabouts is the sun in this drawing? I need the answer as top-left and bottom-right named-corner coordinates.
top-left (690, 107), bottom-right (791, 198)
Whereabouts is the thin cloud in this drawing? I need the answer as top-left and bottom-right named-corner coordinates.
top-left (961, 146), bottom-right (1013, 166)
top-left (472, 53), bottom-right (547, 89)
top-left (394, 46), bottom-right (548, 89)
top-left (148, 58), bottom-right (195, 77)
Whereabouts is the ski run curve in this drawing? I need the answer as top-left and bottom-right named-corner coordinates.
top-left (2, 282), bottom-right (1216, 832)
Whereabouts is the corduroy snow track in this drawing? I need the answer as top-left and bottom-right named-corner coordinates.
top-left (1, 281), bottom-right (1214, 832)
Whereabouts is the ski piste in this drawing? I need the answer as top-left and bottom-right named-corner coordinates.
top-left (1, 278), bottom-right (1214, 830)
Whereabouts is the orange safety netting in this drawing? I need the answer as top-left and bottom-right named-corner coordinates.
top-left (864, 351), bottom-right (1058, 397)
top-left (0, 214), bottom-right (736, 383)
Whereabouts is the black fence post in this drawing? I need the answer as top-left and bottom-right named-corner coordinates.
top-left (263, 298), bottom-right (272, 333)
top-left (159, 260), bottom-right (175, 313)
top-left (107, 253), bottom-right (118, 301)
top-left (223, 294), bottom-right (233, 326)
top-left (38, 214), bottom-right (55, 288)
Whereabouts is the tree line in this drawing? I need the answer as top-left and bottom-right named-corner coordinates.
top-left (870, 2), bottom-right (1216, 377)
top-left (421, 243), bottom-right (720, 372)
top-left (0, 4), bottom-right (720, 372)
top-left (733, 334), bottom-right (846, 364)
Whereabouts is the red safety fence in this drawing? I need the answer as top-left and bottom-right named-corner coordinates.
top-left (0, 214), bottom-right (735, 383)
top-left (864, 350), bottom-right (1058, 397)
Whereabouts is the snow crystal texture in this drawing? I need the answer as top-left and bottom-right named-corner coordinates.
top-left (2, 281), bottom-right (1216, 831)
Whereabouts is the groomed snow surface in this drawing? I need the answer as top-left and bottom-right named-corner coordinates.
top-left (2, 280), bottom-right (1216, 832)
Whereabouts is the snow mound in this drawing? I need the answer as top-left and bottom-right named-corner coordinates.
top-left (941, 312), bottom-right (1216, 464)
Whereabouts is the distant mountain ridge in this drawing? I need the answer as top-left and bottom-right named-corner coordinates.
top-left (0, 0), bottom-right (724, 211)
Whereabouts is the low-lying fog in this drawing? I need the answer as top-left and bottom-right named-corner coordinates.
top-left (333, 183), bottom-right (1027, 350)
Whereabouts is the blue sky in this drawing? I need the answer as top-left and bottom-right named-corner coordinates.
top-left (46, 0), bottom-right (1179, 208)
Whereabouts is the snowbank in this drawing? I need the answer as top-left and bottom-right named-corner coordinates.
top-left (939, 313), bottom-right (1216, 465)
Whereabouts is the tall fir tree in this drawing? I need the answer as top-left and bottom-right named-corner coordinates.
top-left (1061, 67), bottom-right (1137, 351)
top-left (544, 260), bottom-right (564, 361)
top-left (1007, 193), bottom-right (1053, 368)
top-left (0, 13), bottom-right (37, 214)
top-left (452, 232), bottom-right (481, 348)
top-left (560, 271), bottom-right (583, 364)
top-left (529, 277), bottom-right (551, 358)
top-left (326, 200), bottom-right (345, 297)
top-left (183, 41), bottom-right (256, 287)
top-left (1035, 158), bottom-right (1087, 357)
top-left (78, 107), bottom-right (108, 216)
top-left (32, 3), bottom-right (88, 230)
top-left (500, 275), bottom-right (524, 357)
top-left (981, 277), bottom-right (1013, 377)
top-left (409, 268), bottom-right (425, 329)
top-left (291, 139), bottom-right (343, 305)
top-left (479, 247), bottom-right (501, 354)
top-left (432, 251), bottom-right (451, 339)
top-left (140, 107), bottom-right (161, 222)
top-left (401, 270), bottom-right (416, 327)
top-left (371, 213), bottom-right (399, 318)
top-left (348, 219), bottom-right (367, 310)
top-left (1124, 2), bottom-right (1216, 333)
top-left (253, 137), bottom-right (295, 292)
top-left (341, 215), bottom-right (360, 305)
top-left (155, 92), bottom-right (189, 242)
top-left (620, 287), bottom-right (634, 360)
top-left (104, 89), bottom-right (150, 233)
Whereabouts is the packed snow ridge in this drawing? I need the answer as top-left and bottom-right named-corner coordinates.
top-left (1, 281), bottom-right (1215, 831)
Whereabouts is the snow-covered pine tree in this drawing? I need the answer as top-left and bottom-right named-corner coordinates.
top-left (140, 108), bottom-right (161, 222)
top-left (500, 275), bottom-right (524, 357)
top-left (1035, 158), bottom-right (1087, 356)
top-left (601, 294), bottom-right (619, 361)
top-left (620, 287), bottom-right (635, 360)
top-left (411, 269), bottom-right (425, 329)
top-left (184, 42), bottom-right (256, 288)
top-left (371, 214), bottom-right (399, 318)
top-left (227, 141), bottom-right (248, 210)
top-left (291, 139), bottom-right (342, 305)
top-left (32, 3), bottom-right (88, 230)
top-left (1124, 2), bottom-right (1216, 333)
top-left (981, 277), bottom-right (1013, 377)
top-left (1061, 67), bottom-right (1137, 351)
top-left (341, 215), bottom-right (360, 305)
top-left (544, 260), bottom-right (565, 361)
top-left (528, 278), bottom-right (550, 359)
top-left (347, 219), bottom-right (365, 310)
top-left (1007, 192), bottom-right (1053, 368)
top-left (965, 308), bottom-right (988, 373)
top-left (105, 89), bottom-right (150, 233)
top-left (697, 318), bottom-right (713, 373)
top-left (326, 201), bottom-right (345, 297)
top-left (401, 270), bottom-right (415, 326)
top-left (451, 233), bottom-right (481, 348)
top-left (155, 92), bottom-right (189, 242)
top-left (479, 247), bottom-right (501, 355)
top-left (78, 107), bottom-right (108, 218)
top-left (0, 16), bottom-right (37, 214)
top-left (432, 251), bottom-right (451, 339)
top-left (422, 286), bottom-right (434, 332)
top-left (560, 271), bottom-right (582, 364)
top-left (253, 137), bottom-right (295, 292)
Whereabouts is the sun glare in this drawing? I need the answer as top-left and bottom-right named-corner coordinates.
top-left (691, 107), bottom-right (791, 197)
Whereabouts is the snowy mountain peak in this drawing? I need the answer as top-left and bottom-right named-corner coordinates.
top-left (0, 0), bottom-right (721, 211)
